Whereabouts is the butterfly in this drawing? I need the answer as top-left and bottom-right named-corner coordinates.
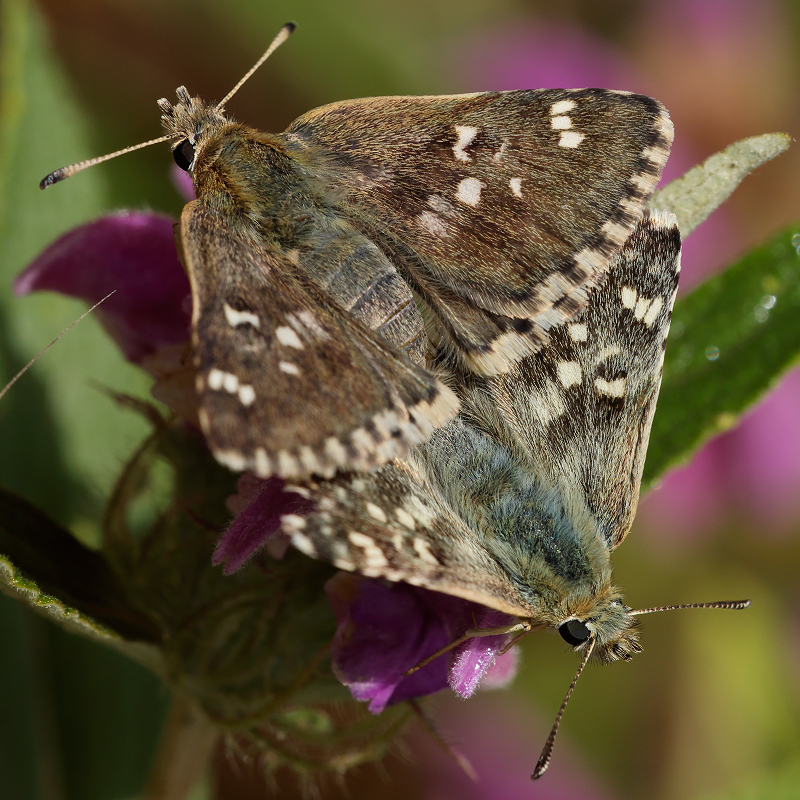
top-left (41, 24), bottom-right (673, 482)
top-left (277, 209), bottom-right (749, 776)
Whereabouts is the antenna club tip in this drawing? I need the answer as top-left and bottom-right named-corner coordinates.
top-left (39, 171), bottom-right (64, 189)
top-left (284, 21), bottom-right (297, 33)
top-left (531, 760), bottom-right (548, 780)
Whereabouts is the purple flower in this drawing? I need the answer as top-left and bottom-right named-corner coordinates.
top-left (14, 212), bottom-right (191, 366)
top-left (213, 474), bottom-right (312, 573)
top-left (325, 572), bottom-right (518, 713)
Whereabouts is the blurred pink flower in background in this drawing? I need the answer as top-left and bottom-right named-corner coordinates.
top-left (641, 369), bottom-right (800, 539)
top-left (408, 694), bottom-right (615, 800)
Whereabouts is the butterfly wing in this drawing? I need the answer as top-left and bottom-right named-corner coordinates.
top-left (285, 90), bottom-right (673, 374)
top-left (281, 211), bottom-right (679, 611)
top-left (467, 209), bottom-right (681, 550)
top-left (180, 201), bottom-right (459, 479)
top-left (281, 455), bottom-right (535, 618)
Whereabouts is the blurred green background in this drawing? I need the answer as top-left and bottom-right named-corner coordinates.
top-left (2, 0), bottom-right (800, 798)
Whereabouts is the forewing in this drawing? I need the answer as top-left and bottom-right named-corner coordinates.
top-left (282, 458), bottom-right (535, 618)
top-left (470, 209), bottom-right (681, 549)
top-left (285, 90), bottom-right (673, 374)
top-left (180, 201), bottom-right (459, 479)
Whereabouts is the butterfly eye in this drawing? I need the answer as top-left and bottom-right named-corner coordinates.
top-left (173, 139), bottom-right (195, 171)
top-left (558, 619), bottom-right (592, 646)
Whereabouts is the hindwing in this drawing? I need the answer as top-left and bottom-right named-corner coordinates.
top-left (462, 209), bottom-right (682, 550)
top-left (281, 457), bottom-right (534, 618)
top-left (282, 211), bottom-right (681, 610)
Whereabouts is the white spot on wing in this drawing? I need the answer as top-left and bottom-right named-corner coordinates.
top-left (324, 437), bottom-right (347, 467)
top-left (597, 344), bottom-right (621, 361)
top-left (550, 115), bottom-right (572, 130)
top-left (418, 210), bottom-right (448, 237)
top-left (279, 361), bottom-right (300, 375)
top-left (634, 297), bottom-right (652, 320)
top-left (557, 361), bottom-right (582, 388)
top-left (551, 99), bottom-right (576, 115)
top-left (595, 377), bottom-right (626, 398)
top-left (276, 325), bottom-right (303, 349)
top-left (492, 140), bottom-right (508, 162)
top-left (297, 310), bottom-right (329, 340)
top-left (620, 286), bottom-right (637, 309)
top-left (509, 177), bottom-right (523, 198)
top-left (207, 369), bottom-right (225, 391)
top-left (216, 449), bottom-right (247, 472)
top-left (559, 130), bottom-right (585, 148)
top-left (238, 384), bottom-right (256, 406)
top-left (291, 532), bottom-right (317, 557)
top-left (350, 428), bottom-right (374, 453)
top-left (404, 495), bottom-right (436, 527)
top-left (282, 514), bottom-right (307, 532)
top-left (413, 537), bottom-right (439, 565)
top-left (277, 450), bottom-right (300, 476)
top-left (254, 448), bottom-right (270, 476)
top-left (568, 323), bottom-right (588, 342)
top-left (453, 124), bottom-right (478, 161)
top-left (365, 502), bottom-right (388, 523)
top-left (428, 194), bottom-right (454, 214)
top-left (643, 296), bottom-right (664, 326)
top-left (528, 379), bottom-right (566, 425)
top-left (456, 177), bottom-right (483, 207)
top-left (224, 303), bottom-right (260, 329)
top-left (395, 507), bottom-right (416, 530)
top-left (348, 531), bottom-right (389, 570)
top-left (222, 372), bottom-right (238, 393)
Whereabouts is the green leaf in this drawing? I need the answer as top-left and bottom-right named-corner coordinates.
top-left (0, 4), bottom-right (170, 799)
top-left (652, 133), bottom-right (791, 236)
top-left (0, 0), bottom-right (153, 536)
top-left (0, 487), bottom-right (161, 646)
top-left (644, 224), bottom-right (800, 484)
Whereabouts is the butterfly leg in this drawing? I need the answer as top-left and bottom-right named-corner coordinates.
top-left (403, 620), bottom-right (533, 676)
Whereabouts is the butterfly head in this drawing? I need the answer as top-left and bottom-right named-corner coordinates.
top-left (556, 593), bottom-right (642, 664)
top-left (158, 88), bottom-right (229, 173)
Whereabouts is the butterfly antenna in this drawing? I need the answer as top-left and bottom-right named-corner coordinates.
top-left (630, 599), bottom-right (751, 616)
top-left (217, 22), bottom-right (296, 111)
top-left (532, 637), bottom-right (595, 780)
top-left (40, 134), bottom-right (180, 189)
top-left (0, 291), bottom-right (115, 402)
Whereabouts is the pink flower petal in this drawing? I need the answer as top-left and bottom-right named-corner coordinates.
top-left (213, 476), bottom-right (312, 574)
top-left (15, 212), bottom-right (191, 364)
top-left (325, 573), bottom-right (517, 712)
top-left (449, 609), bottom-right (518, 698)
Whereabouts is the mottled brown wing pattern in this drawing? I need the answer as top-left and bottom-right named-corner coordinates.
top-left (286, 89), bottom-right (673, 374)
top-left (463, 209), bottom-right (681, 550)
top-left (278, 213), bottom-right (681, 622)
top-left (281, 457), bottom-right (535, 618)
top-left (180, 202), bottom-right (459, 479)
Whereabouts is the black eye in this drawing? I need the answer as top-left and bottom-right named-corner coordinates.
top-left (173, 139), bottom-right (195, 171)
top-left (558, 619), bottom-right (591, 646)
